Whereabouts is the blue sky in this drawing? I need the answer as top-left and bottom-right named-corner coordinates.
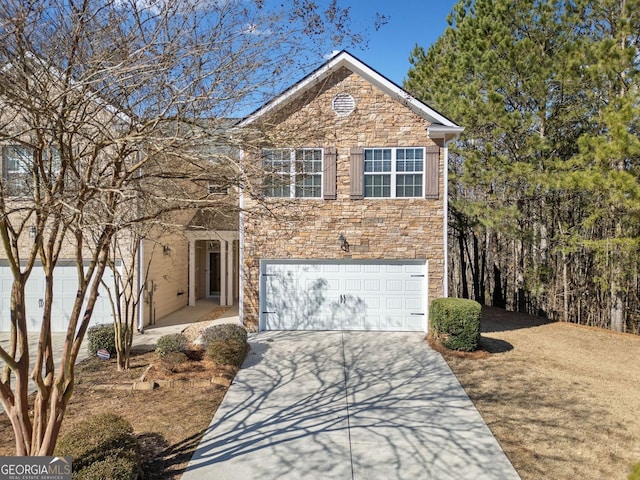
top-left (345, 0), bottom-right (458, 86)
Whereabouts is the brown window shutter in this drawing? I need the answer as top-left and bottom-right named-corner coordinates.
top-left (350, 147), bottom-right (363, 199)
top-left (424, 145), bottom-right (440, 199)
top-left (323, 147), bottom-right (337, 200)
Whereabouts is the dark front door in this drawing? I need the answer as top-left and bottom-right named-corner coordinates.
top-left (209, 252), bottom-right (221, 296)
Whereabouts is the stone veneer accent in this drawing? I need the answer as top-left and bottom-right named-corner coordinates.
top-left (242, 67), bottom-right (445, 329)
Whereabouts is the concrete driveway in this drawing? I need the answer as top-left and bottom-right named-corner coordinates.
top-left (182, 331), bottom-right (520, 480)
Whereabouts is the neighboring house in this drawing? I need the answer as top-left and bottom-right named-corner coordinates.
top-left (0, 50), bottom-right (462, 334)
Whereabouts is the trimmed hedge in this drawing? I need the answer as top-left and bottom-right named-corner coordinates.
top-left (200, 324), bottom-right (248, 347)
top-left (206, 341), bottom-right (249, 367)
top-left (87, 323), bottom-right (130, 357)
top-left (430, 298), bottom-right (481, 352)
top-left (87, 323), bottom-right (116, 356)
top-left (155, 333), bottom-right (189, 357)
top-left (56, 412), bottom-right (139, 480)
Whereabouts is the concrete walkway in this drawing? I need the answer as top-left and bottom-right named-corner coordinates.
top-left (182, 331), bottom-right (520, 480)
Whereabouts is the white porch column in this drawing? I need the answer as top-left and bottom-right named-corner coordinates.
top-left (226, 240), bottom-right (234, 306)
top-left (220, 240), bottom-right (228, 306)
top-left (188, 239), bottom-right (196, 306)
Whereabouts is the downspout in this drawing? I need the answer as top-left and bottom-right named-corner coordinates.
top-left (238, 149), bottom-right (245, 327)
top-left (442, 143), bottom-right (449, 298)
top-left (135, 146), bottom-right (145, 333)
top-left (137, 238), bottom-right (144, 332)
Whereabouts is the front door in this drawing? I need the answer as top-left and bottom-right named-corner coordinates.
top-left (209, 252), bottom-right (221, 296)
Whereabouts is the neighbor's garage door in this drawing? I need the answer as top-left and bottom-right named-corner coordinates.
top-left (0, 260), bottom-right (118, 333)
top-left (260, 260), bottom-right (427, 331)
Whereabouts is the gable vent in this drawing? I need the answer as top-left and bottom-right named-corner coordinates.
top-left (332, 93), bottom-right (355, 117)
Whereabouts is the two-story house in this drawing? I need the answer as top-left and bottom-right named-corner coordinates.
top-left (234, 50), bottom-right (463, 331)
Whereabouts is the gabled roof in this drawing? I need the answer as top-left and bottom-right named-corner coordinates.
top-left (238, 50), bottom-right (463, 140)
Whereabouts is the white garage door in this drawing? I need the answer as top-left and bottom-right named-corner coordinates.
top-left (260, 260), bottom-right (428, 331)
top-left (0, 260), bottom-right (119, 333)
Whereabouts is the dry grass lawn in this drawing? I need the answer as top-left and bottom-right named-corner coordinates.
top-left (442, 307), bottom-right (640, 480)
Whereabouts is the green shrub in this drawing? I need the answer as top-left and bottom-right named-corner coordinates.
top-left (629, 461), bottom-right (640, 480)
top-left (201, 324), bottom-right (248, 347)
top-left (56, 413), bottom-right (139, 480)
top-left (87, 324), bottom-right (116, 356)
top-left (206, 341), bottom-right (249, 367)
top-left (430, 298), bottom-right (481, 352)
top-left (74, 456), bottom-right (137, 480)
top-left (87, 323), bottom-right (130, 357)
top-left (155, 333), bottom-right (189, 357)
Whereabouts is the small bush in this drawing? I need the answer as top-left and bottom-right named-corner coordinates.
top-left (629, 461), bottom-right (640, 480)
top-left (430, 298), bottom-right (481, 352)
top-left (87, 323), bottom-right (116, 356)
top-left (56, 412), bottom-right (139, 480)
top-left (74, 456), bottom-right (137, 480)
top-left (87, 323), bottom-right (130, 357)
top-left (155, 333), bottom-right (189, 357)
top-left (201, 324), bottom-right (247, 347)
top-left (206, 341), bottom-right (249, 367)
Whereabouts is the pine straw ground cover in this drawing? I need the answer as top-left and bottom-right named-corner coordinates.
top-left (0, 349), bottom-right (232, 479)
top-left (0, 328), bottom-right (240, 479)
top-left (439, 307), bottom-right (640, 480)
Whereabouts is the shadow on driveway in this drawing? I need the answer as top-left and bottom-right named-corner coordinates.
top-left (182, 331), bottom-right (520, 480)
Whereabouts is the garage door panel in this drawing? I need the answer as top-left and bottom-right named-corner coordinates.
top-left (405, 297), bottom-right (422, 309)
top-left (406, 278), bottom-right (423, 289)
top-left (386, 280), bottom-right (402, 291)
top-left (406, 316), bottom-right (424, 330)
top-left (261, 260), bottom-right (427, 332)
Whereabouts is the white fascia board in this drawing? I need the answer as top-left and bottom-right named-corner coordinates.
top-left (239, 51), bottom-right (462, 129)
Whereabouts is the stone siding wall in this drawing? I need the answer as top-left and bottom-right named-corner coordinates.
top-left (242, 68), bottom-right (445, 328)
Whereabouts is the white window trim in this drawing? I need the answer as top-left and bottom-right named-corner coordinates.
top-left (363, 147), bottom-right (426, 198)
top-left (263, 148), bottom-right (323, 199)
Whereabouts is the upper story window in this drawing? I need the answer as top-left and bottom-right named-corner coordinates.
top-left (263, 148), bottom-right (322, 198)
top-left (2, 145), bottom-right (34, 197)
top-left (364, 147), bottom-right (424, 198)
top-left (2, 145), bottom-right (61, 197)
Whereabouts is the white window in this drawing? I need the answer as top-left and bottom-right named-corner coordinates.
top-left (263, 148), bottom-right (322, 198)
top-left (2, 145), bottom-right (34, 196)
top-left (364, 147), bottom-right (424, 198)
top-left (2, 145), bottom-right (62, 197)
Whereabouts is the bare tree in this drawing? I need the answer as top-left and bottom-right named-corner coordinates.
top-left (0, 0), bottom-right (361, 456)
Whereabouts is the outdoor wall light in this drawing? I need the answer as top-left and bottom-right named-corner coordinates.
top-left (163, 244), bottom-right (171, 255)
top-left (339, 234), bottom-right (349, 252)
top-left (29, 226), bottom-right (36, 238)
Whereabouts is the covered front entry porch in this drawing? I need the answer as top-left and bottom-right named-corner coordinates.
top-left (186, 231), bottom-right (239, 307)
